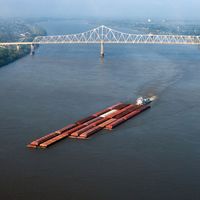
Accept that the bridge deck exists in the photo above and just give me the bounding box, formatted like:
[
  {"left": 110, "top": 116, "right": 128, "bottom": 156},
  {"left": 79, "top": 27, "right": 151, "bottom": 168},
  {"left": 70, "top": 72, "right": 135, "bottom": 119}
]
[{"left": 1, "top": 25, "right": 200, "bottom": 46}]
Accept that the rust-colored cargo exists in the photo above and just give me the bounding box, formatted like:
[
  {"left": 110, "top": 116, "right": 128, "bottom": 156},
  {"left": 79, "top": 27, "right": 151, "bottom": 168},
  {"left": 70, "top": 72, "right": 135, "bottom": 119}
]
[
  {"left": 76, "top": 116, "right": 96, "bottom": 125},
  {"left": 107, "top": 102, "right": 124, "bottom": 110},
  {"left": 70, "top": 124, "right": 94, "bottom": 137},
  {"left": 98, "top": 118, "right": 116, "bottom": 128},
  {"left": 67, "top": 124, "right": 86, "bottom": 134},
  {"left": 83, "top": 117, "right": 102, "bottom": 126},
  {"left": 93, "top": 108, "right": 111, "bottom": 117},
  {"left": 113, "top": 103, "right": 130, "bottom": 110},
  {"left": 106, "top": 105, "right": 151, "bottom": 130},
  {"left": 39, "top": 131, "right": 70, "bottom": 148},
  {"left": 114, "top": 105, "right": 141, "bottom": 119},
  {"left": 105, "top": 104, "right": 134, "bottom": 119},
  {"left": 92, "top": 102, "right": 124, "bottom": 117},
  {"left": 124, "top": 105, "right": 150, "bottom": 120},
  {"left": 87, "top": 117, "right": 107, "bottom": 126},
  {"left": 55, "top": 124, "right": 76, "bottom": 134},
  {"left": 78, "top": 126, "right": 103, "bottom": 139},
  {"left": 26, "top": 144, "right": 37, "bottom": 148},
  {"left": 30, "top": 132, "right": 59, "bottom": 146}
]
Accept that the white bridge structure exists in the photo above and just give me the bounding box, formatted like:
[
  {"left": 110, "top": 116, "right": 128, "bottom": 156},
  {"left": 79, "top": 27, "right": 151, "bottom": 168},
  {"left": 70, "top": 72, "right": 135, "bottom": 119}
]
[{"left": 1, "top": 25, "right": 200, "bottom": 56}]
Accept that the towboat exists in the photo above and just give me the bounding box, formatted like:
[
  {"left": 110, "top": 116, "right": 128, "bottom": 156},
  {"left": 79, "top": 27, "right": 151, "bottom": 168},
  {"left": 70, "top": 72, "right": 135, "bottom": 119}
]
[{"left": 136, "top": 96, "right": 156, "bottom": 105}]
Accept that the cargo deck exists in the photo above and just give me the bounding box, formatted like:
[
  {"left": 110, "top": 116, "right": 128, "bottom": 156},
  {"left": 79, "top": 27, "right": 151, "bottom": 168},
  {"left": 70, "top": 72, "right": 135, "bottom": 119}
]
[{"left": 27, "top": 102, "right": 151, "bottom": 148}]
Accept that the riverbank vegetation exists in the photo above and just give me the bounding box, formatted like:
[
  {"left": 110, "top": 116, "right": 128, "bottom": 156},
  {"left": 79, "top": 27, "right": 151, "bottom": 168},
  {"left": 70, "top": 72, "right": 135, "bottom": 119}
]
[{"left": 0, "top": 18, "right": 46, "bottom": 67}]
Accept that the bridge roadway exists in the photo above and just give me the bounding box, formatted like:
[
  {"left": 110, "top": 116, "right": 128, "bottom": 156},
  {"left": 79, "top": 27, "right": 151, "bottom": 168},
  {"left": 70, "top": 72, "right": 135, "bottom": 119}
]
[{"left": 1, "top": 25, "right": 200, "bottom": 56}]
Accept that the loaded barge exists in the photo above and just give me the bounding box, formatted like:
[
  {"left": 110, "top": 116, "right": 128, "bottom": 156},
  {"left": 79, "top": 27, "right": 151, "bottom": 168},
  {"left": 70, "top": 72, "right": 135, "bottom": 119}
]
[{"left": 27, "top": 96, "right": 155, "bottom": 149}]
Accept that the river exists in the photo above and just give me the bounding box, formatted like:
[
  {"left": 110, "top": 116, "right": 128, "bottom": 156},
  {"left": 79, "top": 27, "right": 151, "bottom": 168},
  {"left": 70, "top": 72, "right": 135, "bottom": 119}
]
[{"left": 0, "top": 19, "right": 200, "bottom": 200}]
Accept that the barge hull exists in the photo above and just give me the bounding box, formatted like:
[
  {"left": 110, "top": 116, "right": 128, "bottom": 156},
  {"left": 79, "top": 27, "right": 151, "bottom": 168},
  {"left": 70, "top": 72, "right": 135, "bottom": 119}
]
[{"left": 27, "top": 101, "right": 152, "bottom": 148}]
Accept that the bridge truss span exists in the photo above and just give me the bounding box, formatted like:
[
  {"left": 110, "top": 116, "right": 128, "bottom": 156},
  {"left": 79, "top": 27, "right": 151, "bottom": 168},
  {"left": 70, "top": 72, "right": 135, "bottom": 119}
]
[
  {"left": 33, "top": 25, "right": 200, "bottom": 45},
  {"left": 1, "top": 25, "right": 200, "bottom": 57}
]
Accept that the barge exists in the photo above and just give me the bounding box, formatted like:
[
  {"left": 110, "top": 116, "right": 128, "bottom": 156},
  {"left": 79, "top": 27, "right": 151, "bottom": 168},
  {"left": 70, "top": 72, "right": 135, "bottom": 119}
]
[{"left": 27, "top": 96, "right": 155, "bottom": 148}]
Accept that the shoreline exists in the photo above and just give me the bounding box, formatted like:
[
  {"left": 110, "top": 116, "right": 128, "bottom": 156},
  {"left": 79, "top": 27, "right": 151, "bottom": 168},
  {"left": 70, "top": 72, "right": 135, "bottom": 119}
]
[{"left": 0, "top": 19, "right": 46, "bottom": 67}]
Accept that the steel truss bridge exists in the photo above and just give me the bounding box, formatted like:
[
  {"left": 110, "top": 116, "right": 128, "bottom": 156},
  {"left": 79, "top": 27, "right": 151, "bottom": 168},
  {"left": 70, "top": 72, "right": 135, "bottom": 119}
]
[{"left": 1, "top": 25, "right": 200, "bottom": 56}]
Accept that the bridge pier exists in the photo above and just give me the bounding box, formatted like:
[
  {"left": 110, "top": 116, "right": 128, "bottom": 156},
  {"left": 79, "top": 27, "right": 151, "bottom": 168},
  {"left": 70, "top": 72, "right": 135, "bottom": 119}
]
[
  {"left": 100, "top": 40, "right": 104, "bottom": 57},
  {"left": 16, "top": 45, "right": 20, "bottom": 51},
  {"left": 30, "top": 44, "right": 35, "bottom": 55}
]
